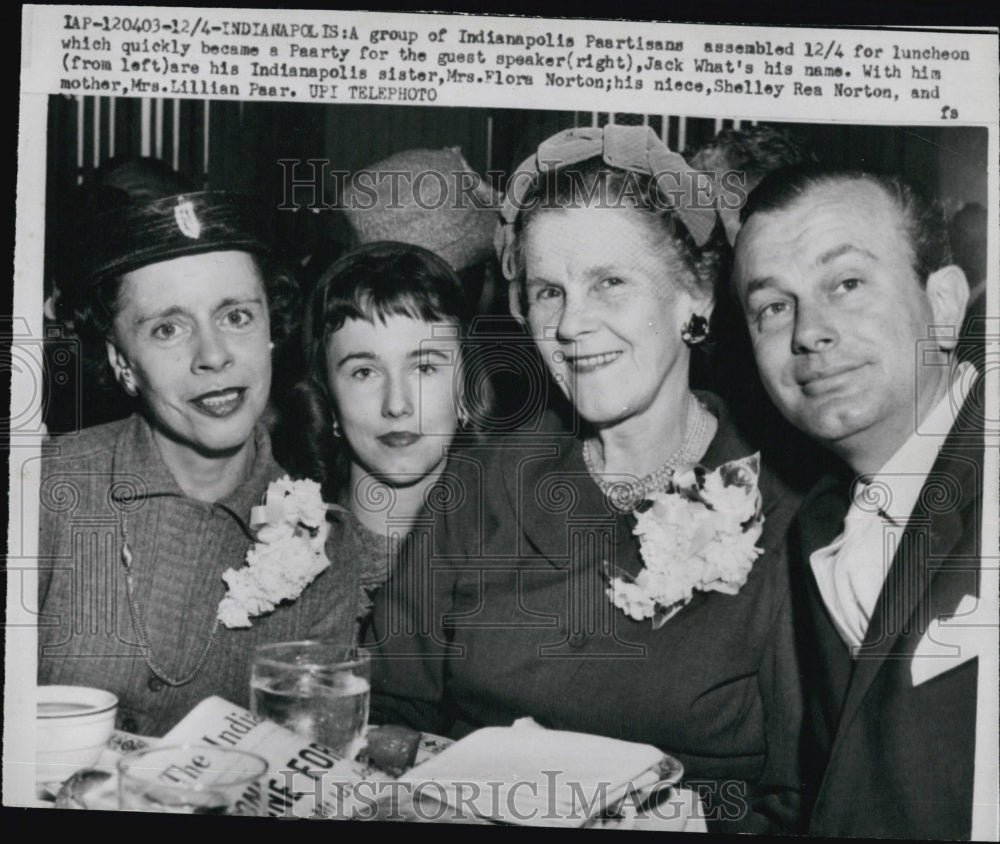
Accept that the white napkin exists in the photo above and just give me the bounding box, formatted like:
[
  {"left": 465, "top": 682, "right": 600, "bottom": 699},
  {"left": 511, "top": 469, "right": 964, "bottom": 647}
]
[{"left": 394, "top": 717, "right": 685, "bottom": 827}]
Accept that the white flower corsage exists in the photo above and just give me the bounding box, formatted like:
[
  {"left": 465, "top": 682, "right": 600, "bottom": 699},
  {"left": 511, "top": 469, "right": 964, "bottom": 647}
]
[
  {"left": 217, "top": 476, "right": 332, "bottom": 629},
  {"left": 607, "top": 453, "right": 765, "bottom": 629}
]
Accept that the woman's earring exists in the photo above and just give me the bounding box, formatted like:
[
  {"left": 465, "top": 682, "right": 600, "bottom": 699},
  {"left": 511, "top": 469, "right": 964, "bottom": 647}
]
[
  {"left": 681, "top": 315, "right": 710, "bottom": 346},
  {"left": 332, "top": 418, "right": 342, "bottom": 438},
  {"left": 268, "top": 341, "right": 275, "bottom": 351},
  {"left": 120, "top": 368, "right": 138, "bottom": 396}
]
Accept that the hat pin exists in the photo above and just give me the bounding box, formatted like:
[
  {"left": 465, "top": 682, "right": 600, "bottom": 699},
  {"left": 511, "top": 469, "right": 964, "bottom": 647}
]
[{"left": 173, "top": 197, "right": 202, "bottom": 239}]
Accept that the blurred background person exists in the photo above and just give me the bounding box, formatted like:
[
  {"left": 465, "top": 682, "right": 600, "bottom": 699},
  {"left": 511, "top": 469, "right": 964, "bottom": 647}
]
[
  {"left": 687, "top": 126, "right": 817, "bottom": 208},
  {"left": 687, "top": 126, "right": 828, "bottom": 493},
  {"left": 340, "top": 146, "right": 501, "bottom": 315}
]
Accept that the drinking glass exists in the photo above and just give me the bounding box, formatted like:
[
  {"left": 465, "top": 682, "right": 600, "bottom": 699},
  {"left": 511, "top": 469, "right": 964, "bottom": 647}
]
[
  {"left": 117, "top": 744, "right": 267, "bottom": 815},
  {"left": 250, "top": 641, "right": 371, "bottom": 760}
]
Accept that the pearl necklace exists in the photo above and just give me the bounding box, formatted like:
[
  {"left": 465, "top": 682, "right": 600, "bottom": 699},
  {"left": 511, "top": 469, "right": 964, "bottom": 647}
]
[{"left": 582, "top": 396, "right": 713, "bottom": 512}]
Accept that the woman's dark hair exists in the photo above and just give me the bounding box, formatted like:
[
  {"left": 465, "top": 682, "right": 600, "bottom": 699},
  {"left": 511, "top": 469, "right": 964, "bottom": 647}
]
[
  {"left": 510, "top": 157, "right": 729, "bottom": 311},
  {"left": 273, "top": 241, "right": 488, "bottom": 501}
]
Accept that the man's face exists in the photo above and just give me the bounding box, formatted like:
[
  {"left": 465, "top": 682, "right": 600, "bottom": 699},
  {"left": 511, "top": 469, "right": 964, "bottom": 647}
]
[{"left": 733, "top": 178, "right": 966, "bottom": 471}]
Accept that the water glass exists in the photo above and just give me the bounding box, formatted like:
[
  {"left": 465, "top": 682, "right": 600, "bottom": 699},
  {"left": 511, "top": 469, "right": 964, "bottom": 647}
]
[
  {"left": 250, "top": 641, "right": 371, "bottom": 760},
  {"left": 117, "top": 744, "right": 267, "bottom": 815}
]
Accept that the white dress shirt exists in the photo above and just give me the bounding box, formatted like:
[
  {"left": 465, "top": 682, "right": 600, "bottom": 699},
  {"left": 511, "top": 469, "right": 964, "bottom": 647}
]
[{"left": 809, "top": 362, "right": 976, "bottom": 650}]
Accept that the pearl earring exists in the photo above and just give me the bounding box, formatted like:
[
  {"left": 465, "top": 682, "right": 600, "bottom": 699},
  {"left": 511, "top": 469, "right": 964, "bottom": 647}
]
[{"left": 120, "top": 369, "right": 137, "bottom": 396}]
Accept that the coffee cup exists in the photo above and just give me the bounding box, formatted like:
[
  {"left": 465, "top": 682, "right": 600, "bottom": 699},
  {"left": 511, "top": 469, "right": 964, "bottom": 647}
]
[{"left": 36, "top": 685, "right": 118, "bottom": 787}]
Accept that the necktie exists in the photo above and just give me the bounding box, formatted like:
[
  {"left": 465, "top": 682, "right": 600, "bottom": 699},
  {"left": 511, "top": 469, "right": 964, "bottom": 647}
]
[{"left": 812, "top": 476, "right": 894, "bottom": 650}]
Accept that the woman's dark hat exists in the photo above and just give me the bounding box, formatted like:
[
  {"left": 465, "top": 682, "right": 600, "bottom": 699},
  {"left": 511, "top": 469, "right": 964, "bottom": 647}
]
[{"left": 78, "top": 189, "right": 271, "bottom": 286}]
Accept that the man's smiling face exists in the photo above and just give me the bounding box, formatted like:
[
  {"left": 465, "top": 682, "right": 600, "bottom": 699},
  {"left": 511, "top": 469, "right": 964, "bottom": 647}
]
[{"left": 734, "top": 177, "right": 962, "bottom": 471}]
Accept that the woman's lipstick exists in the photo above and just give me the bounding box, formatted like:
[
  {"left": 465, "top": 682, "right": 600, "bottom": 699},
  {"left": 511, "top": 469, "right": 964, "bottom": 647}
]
[
  {"left": 190, "top": 388, "right": 246, "bottom": 417},
  {"left": 377, "top": 431, "right": 422, "bottom": 448},
  {"left": 564, "top": 350, "right": 623, "bottom": 374}
]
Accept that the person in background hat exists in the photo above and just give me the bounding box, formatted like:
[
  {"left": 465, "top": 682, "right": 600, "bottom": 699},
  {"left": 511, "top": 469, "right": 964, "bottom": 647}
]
[
  {"left": 37, "top": 187, "right": 359, "bottom": 738},
  {"left": 366, "top": 125, "right": 805, "bottom": 833},
  {"left": 340, "top": 146, "right": 501, "bottom": 314},
  {"left": 685, "top": 125, "right": 817, "bottom": 246}
]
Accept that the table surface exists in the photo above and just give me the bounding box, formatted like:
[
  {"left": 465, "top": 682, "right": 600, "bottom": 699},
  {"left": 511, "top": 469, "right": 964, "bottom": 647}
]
[
  {"left": 36, "top": 726, "right": 450, "bottom": 806},
  {"left": 37, "top": 727, "right": 705, "bottom": 831}
]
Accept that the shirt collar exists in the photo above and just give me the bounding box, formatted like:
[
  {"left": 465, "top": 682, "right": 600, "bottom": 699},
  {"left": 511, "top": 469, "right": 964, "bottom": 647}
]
[
  {"left": 111, "top": 412, "right": 282, "bottom": 520},
  {"left": 855, "top": 361, "right": 976, "bottom": 525}
]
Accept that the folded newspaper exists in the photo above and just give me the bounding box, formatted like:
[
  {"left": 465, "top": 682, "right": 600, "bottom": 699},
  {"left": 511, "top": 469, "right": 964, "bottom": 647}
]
[
  {"left": 50, "top": 700, "right": 695, "bottom": 827},
  {"left": 54, "top": 696, "right": 438, "bottom": 818},
  {"left": 162, "top": 696, "right": 393, "bottom": 818},
  {"left": 384, "top": 717, "right": 686, "bottom": 827}
]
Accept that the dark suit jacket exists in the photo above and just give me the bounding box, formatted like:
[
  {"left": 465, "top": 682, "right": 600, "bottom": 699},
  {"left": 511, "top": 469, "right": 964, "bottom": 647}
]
[
  {"left": 793, "top": 388, "right": 984, "bottom": 839},
  {"left": 366, "top": 394, "right": 806, "bottom": 833}
]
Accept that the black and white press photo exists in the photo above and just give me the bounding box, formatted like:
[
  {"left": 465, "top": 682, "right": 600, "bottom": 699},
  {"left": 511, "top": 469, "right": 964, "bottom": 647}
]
[{"left": 8, "top": 7, "right": 999, "bottom": 840}]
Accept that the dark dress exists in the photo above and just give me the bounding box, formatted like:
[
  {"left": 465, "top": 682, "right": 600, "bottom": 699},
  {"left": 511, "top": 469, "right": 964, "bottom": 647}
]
[{"left": 365, "top": 393, "right": 805, "bottom": 833}]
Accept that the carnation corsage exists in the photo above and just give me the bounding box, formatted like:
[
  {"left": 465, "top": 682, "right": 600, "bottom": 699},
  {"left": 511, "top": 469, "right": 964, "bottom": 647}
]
[
  {"left": 217, "top": 476, "right": 332, "bottom": 629},
  {"left": 607, "top": 453, "right": 764, "bottom": 629}
]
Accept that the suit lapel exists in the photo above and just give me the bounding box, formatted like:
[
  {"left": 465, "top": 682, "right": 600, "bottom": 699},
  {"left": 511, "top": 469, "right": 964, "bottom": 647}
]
[{"left": 829, "top": 397, "right": 984, "bottom": 752}]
